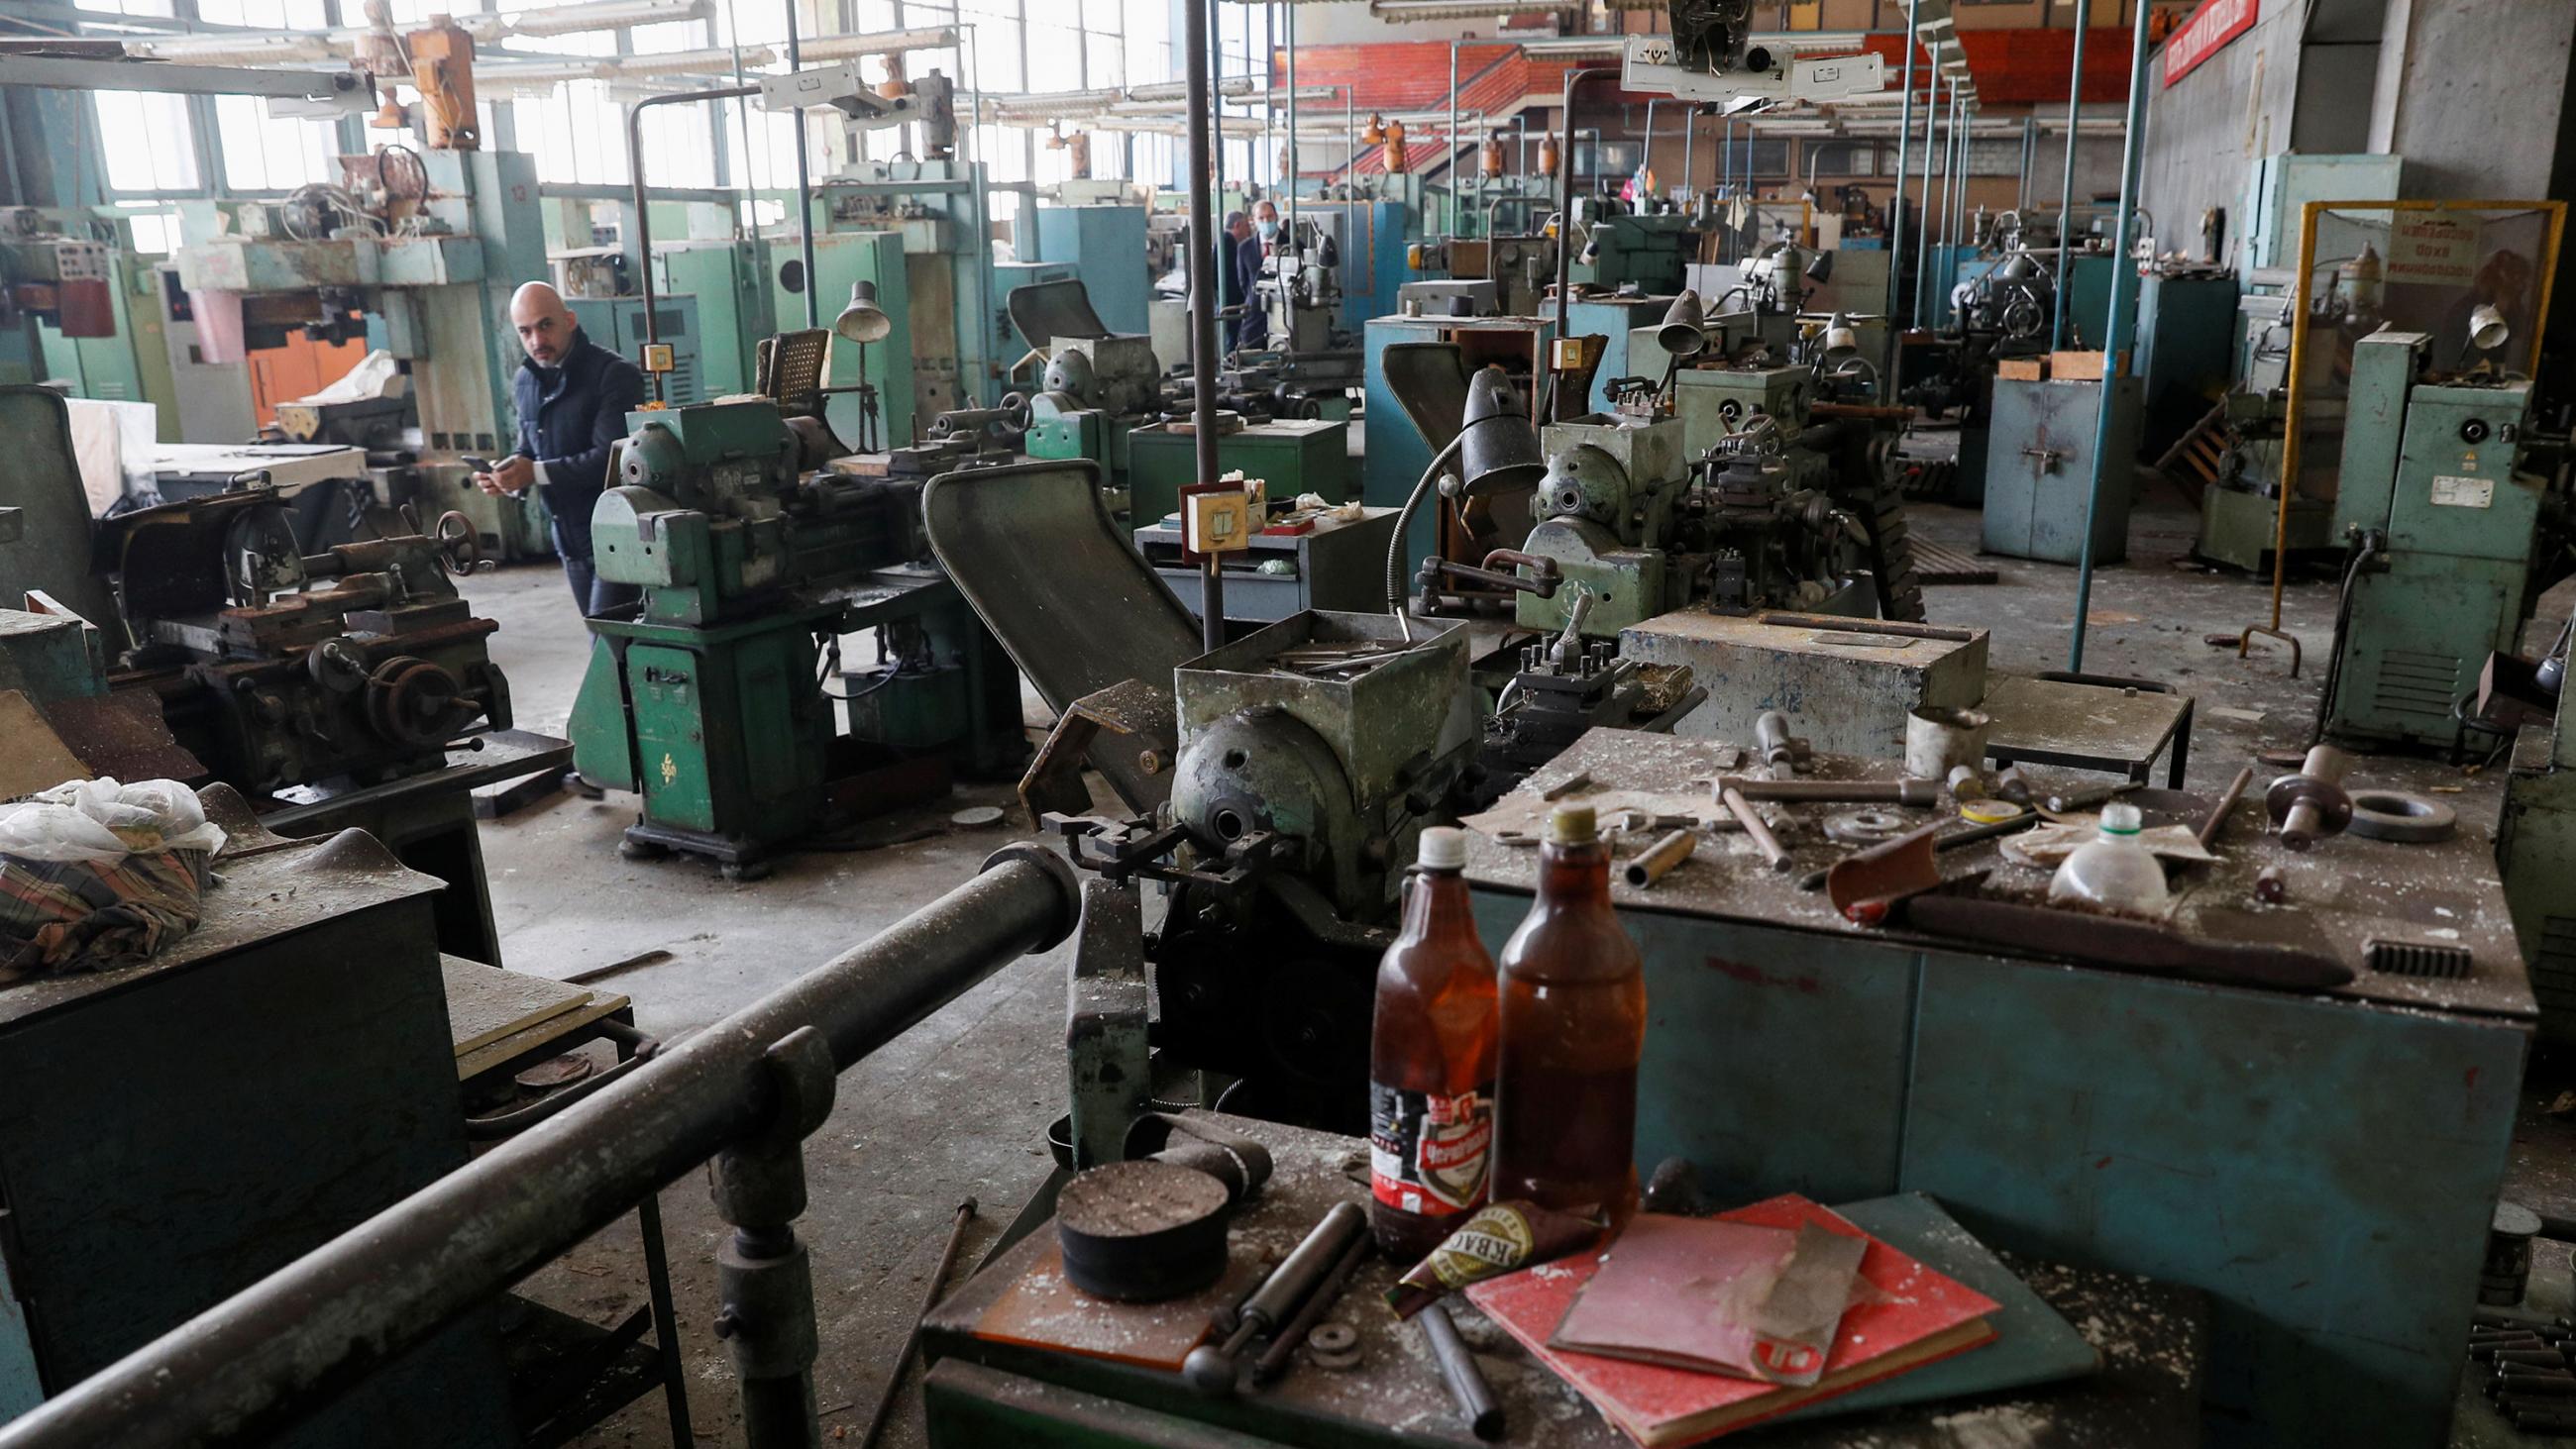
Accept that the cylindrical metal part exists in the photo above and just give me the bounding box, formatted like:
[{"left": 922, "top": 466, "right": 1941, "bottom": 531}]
[
  {"left": 1622, "top": 829, "right": 1697, "bottom": 888},
  {"left": 1755, "top": 710, "right": 1795, "bottom": 767},
  {"left": 0, "top": 853, "right": 1078, "bottom": 1449},
  {"left": 1721, "top": 776, "right": 1939, "bottom": 806},
  {"left": 1240, "top": 1202, "right": 1367, "bottom": 1332},
  {"left": 2254, "top": 866, "right": 2287, "bottom": 903},
  {"left": 1421, "top": 1304, "right": 1505, "bottom": 1441},
  {"left": 1903, "top": 706, "right": 1989, "bottom": 781},
  {"left": 1249, "top": 1232, "right": 1370, "bottom": 1384},
  {"left": 1721, "top": 787, "right": 1792, "bottom": 872},
  {"left": 2487, "top": 1201, "right": 2544, "bottom": 1306}
]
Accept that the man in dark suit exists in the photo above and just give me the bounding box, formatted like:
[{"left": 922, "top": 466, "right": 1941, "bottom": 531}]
[
  {"left": 474, "top": 281, "right": 648, "bottom": 617},
  {"left": 1234, "top": 199, "right": 1278, "bottom": 352}
]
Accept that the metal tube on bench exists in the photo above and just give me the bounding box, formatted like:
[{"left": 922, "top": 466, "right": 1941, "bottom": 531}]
[
  {"left": 1719, "top": 776, "right": 1940, "bottom": 806},
  {"left": 1720, "top": 787, "right": 1792, "bottom": 872},
  {"left": 0, "top": 850, "right": 1080, "bottom": 1449}
]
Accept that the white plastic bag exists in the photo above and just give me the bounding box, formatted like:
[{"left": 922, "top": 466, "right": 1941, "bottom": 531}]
[{"left": 0, "top": 777, "right": 227, "bottom": 864}]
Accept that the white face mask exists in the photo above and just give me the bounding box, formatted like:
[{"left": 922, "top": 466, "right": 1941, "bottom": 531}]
[{"left": 1256, "top": 218, "right": 1279, "bottom": 240}]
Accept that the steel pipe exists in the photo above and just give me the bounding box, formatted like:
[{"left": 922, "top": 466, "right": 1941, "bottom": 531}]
[
  {"left": 630, "top": 81, "right": 763, "bottom": 401},
  {"left": 1185, "top": 0, "right": 1226, "bottom": 646},
  {"left": 2050, "top": 0, "right": 2091, "bottom": 351},
  {"left": 0, "top": 849, "right": 1080, "bottom": 1449},
  {"left": 1886, "top": 0, "right": 1917, "bottom": 349},
  {"left": 2065, "top": 0, "right": 2154, "bottom": 672},
  {"left": 1551, "top": 66, "right": 1616, "bottom": 421}
]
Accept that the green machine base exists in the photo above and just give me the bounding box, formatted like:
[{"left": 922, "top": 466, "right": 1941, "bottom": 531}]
[
  {"left": 569, "top": 573, "right": 1026, "bottom": 878},
  {"left": 1125, "top": 419, "right": 1348, "bottom": 528},
  {"left": 2195, "top": 486, "right": 2332, "bottom": 572}
]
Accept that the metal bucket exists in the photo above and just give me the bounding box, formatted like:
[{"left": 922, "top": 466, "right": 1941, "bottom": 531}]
[{"left": 1904, "top": 705, "right": 1990, "bottom": 780}]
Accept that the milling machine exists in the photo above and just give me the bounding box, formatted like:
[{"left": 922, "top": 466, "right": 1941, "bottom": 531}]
[
  {"left": 1217, "top": 217, "right": 1363, "bottom": 418},
  {"left": 171, "top": 146, "right": 552, "bottom": 559},
  {"left": 568, "top": 394, "right": 1026, "bottom": 879}
]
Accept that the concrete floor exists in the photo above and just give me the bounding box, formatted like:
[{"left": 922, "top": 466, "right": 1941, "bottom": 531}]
[{"left": 449, "top": 450, "right": 2549, "bottom": 1448}]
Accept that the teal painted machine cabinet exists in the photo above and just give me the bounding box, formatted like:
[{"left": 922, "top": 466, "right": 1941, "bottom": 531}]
[
  {"left": 2326, "top": 330, "right": 2542, "bottom": 750},
  {"left": 0, "top": 825, "right": 514, "bottom": 1445},
  {"left": 1462, "top": 728, "right": 2531, "bottom": 1449},
  {"left": 1563, "top": 211, "right": 1695, "bottom": 295},
  {"left": 1028, "top": 205, "right": 1149, "bottom": 337},
  {"left": 2503, "top": 666, "right": 2576, "bottom": 1042},
  {"left": 772, "top": 230, "right": 916, "bottom": 450},
  {"left": 2133, "top": 270, "right": 2240, "bottom": 457},
  {"left": 1982, "top": 374, "right": 2143, "bottom": 565},
  {"left": 570, "top": 294, "right": 703, "bottom": 404}
]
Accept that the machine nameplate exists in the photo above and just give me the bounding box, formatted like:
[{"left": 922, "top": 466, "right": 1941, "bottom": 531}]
[{"left": 2430, "top": 475, "right": 2495, "bottom": 509}]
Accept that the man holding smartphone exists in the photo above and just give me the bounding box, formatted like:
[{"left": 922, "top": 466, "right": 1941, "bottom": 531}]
[{"left": 475, "top": 281, "right": 647, "bottom": 617}]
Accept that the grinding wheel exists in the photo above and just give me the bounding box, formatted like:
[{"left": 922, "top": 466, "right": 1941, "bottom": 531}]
[{"left": 2346, "top": 789, "right": 2458, "bottom": 844}]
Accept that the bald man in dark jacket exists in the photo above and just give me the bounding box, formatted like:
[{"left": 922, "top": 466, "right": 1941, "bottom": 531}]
[{"left": 476, "top": 281, "right": 648, "bottom": 616}]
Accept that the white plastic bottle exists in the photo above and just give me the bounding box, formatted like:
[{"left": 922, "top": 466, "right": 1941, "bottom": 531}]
[{"left": 2047, "top": 802, "right": 2171, "bottom": 915}]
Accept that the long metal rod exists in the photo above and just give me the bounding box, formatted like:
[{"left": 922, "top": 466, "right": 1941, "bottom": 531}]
[
  {"left": 2049, "top": 0, "right": 2090, "bottom": 350},
  {"left": 1682, "top": 103, "right": 1697, "bottom": 197},
  {"left": 1912, "top": 57, "right": 1939, "bottom": 326},
  {"left": 0, "top": 851, "right": 1077, "bottom": 1449},
  {"left": 630, "top": 82, "right": 764, "bottom": 401},
  {"left": 785, "top": 0, "right": 819, "bottom": 330},
  {"left": 2066, "top": 0, "right": 2153, "bottom": 673},
  {"left": 1552, "top": 66, "right": 1615, "bottom": 421},
  {"left": 1184, "top": 0, "right": 1225, "bottom": 647},
  {"left": 1886, "top": 0, "right": 1916, "bottom": 344}
]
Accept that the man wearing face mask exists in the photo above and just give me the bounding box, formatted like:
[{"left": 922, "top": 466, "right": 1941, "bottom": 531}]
[{"left": 1234, "top": 199, "right": 1279, "bottom": 352}]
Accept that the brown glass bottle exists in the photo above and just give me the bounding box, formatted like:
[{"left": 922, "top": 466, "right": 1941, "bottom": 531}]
[
  {"left": 1368, "top": 827, "right": 1501, "bottom": 1260},
  {"left": 1489, "top": 805, "right": 1646, "bottom": 1228}
]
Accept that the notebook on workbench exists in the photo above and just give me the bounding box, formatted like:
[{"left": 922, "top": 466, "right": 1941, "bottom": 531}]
[{"left": 1468, "top": 1193, "right": 2005, "bottom": 1445}]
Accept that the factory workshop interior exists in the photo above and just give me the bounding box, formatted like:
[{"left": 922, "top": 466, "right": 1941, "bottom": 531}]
[{"left": 5, "top": 0, "right": 2576, "bottom": 1444}]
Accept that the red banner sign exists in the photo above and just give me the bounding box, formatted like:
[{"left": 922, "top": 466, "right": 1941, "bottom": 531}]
[{"left": 2163, "top": 0, "right": 2259, "bottom": 88}]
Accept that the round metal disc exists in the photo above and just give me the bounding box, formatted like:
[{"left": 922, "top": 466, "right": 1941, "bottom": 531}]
[
  {"left": 950, "top": 805, "right": 1008, "bottom": 829},
  {"left": 1823, "top": 809, "right": 1914, "bottom": 844},
  {"left": 2345, "top": 790, "right": 2457, "bottom": 844}
]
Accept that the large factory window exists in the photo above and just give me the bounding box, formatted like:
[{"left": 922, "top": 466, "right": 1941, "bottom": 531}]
[
  {"left": 214, "top": 95, "right": 337, "bottom": 192},
  {"left": 93, "top": 90, "right": 199, "bottom": 194}
]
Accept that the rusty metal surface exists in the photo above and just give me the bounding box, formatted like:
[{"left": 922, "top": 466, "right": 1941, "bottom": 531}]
[
  {"left": 1982, "top": 674, "right": 2192, "bottom": 771},
  {"left": 1459, "top": 728, "right": 2536, "bottom": 1019},
  {"left": 44, "top": 688, "right": 206, "bottom": 782}
]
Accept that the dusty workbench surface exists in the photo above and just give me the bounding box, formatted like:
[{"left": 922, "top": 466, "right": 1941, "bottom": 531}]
[
  {"left": 1459, "top": 728, "right": 2535, "bottom": 1022},
  {"left": 921, "top": 1114, "right": 2207, "bottom": 1448}
]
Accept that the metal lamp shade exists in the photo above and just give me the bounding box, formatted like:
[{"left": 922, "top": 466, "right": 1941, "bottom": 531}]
[
  {"left": 1457, "top": 366, "right": 1547, "bottom": 497},
  {"left": 835, "top": 280, "right": 894, "bottom": 345}
]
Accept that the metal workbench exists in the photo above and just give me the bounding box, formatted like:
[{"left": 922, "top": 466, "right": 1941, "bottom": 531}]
[
  {"left": 920, "top": 1115, "right": 2206, "bottom": 1448},
  {"left": 1459, "top": 729, "right": 2532, "bottom": 1448}
]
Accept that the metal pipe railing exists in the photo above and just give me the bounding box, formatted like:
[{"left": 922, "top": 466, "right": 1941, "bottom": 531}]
[
  {"left": 631, "top": 81, "right": 762, "bottom": 402},
  {"left": 0, "top": 847, "right": 1081, "bottom": 1449}
]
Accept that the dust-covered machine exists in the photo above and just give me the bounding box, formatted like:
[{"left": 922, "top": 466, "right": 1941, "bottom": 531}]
[
  {"left": 1509, "top": 291, "right": 1924, "bottom": 638},
  {"left": 98, "top": 490, "right": 509, "bottom": 798},
  {"left": 1015, "top": 278, "right": 1164, "bottom": 517},
  {"left": 568, "top": 362, "right": 1025, "bottom": 878}
]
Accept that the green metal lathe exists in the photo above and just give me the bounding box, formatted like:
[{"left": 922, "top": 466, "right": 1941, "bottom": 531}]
[{"left": 568, "top": 392, "right": 1026, "bottom": 879}]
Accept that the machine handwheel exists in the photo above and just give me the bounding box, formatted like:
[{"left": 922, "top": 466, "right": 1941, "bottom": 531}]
[
  {"left": 365, "top": 657, "right": 472, "bottom": 746},
  {"left": 432, "top": 509, "right": 483, "bottom": 576}
]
